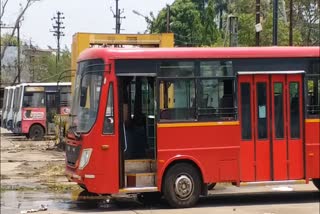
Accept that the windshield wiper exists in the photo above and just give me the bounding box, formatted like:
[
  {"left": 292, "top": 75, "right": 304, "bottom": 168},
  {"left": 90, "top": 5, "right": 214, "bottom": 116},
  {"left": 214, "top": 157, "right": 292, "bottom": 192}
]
[{"left": 68, "top": 125, "right": 81, "bottom": 140}]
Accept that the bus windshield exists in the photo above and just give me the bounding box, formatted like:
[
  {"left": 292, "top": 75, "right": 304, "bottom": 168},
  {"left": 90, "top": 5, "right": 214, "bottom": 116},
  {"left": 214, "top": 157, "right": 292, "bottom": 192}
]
[
  {"left": 13, "top": 87, "right": 20, "bottom": 112},
  {"left": 6, "top": 89, "right": 13, "bottom": 111},
  {"left": 23, "top": 90, "right": 45, "bottom": 108},
  {"left": 2, "top": 89, "right": 8, "bottom": 112},
  {"left": 70, "top": 59, "right": 104, "bottom": 133}
]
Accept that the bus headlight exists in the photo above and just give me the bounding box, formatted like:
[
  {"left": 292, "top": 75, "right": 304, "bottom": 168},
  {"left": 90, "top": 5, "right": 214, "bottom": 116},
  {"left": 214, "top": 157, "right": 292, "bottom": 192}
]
[{"left": 79, "top": 148, "right": 92, "bottom": 170}]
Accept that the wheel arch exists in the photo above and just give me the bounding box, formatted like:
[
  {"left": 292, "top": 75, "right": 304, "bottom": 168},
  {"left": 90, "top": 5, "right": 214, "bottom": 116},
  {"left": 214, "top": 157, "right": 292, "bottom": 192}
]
[{"left": 158, "top": 155, "right": 206, "bottom": 192}]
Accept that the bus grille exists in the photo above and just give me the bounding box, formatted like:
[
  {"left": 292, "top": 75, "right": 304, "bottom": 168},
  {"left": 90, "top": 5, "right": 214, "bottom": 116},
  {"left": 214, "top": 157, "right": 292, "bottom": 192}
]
[{"left": 66, "top": 144, "right": 81, "bottom": 167}]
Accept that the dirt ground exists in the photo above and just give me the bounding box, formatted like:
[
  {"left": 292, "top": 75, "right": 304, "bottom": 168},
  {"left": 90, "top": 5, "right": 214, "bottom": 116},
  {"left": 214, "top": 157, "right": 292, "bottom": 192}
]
[
  {"left": 0, "top": 128, "right": 76, "bottom": 192},
  {"left": 1, "top": 127, "right": 319, "bottom": 214}
]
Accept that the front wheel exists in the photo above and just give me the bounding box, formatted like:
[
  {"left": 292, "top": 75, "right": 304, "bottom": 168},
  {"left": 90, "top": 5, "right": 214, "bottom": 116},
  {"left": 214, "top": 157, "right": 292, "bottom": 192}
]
[
  {"left": 312, "top": 179, "right": 320, "bottom": 190},
  {"left": 163, "top": 163, "right": 201, "bottom": 208},
  {"left": 29, "top": 124, "right": 44, "bottom": 141}
]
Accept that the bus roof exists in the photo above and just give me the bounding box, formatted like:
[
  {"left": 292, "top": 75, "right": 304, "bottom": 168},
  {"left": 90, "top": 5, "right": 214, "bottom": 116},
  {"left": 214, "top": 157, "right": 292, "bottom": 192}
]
[
  {"left": 78, "top": 46, "right": 320, "bottom": 61},
  {"left": 18, "top": 82, "right": 71, "bottom": 87}
]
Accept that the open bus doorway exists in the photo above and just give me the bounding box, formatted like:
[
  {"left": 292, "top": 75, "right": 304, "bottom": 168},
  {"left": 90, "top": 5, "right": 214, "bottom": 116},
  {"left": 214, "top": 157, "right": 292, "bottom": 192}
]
[{"left": 118, "top": 75, "right": 157, "bottom": 189}]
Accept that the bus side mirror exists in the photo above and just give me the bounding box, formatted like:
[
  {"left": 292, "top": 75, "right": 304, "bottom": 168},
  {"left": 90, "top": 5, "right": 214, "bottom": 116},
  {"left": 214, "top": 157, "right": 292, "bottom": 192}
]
[{"left": 80, "top": 87, "right": 87, "bottom": 107}]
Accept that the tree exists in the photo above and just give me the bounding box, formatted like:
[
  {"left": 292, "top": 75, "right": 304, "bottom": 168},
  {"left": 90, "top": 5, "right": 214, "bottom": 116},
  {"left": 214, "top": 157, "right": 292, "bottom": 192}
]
[
  {"left": 202, "top": 0, "right": 220, "bottom": 46},
  {"left": 286, "top": 0, "right": 319, "bottom": 45},
  {"left": 214, "top": 0, "right": 228, "bottom": 30},
  {"left": 0, "top": 34, "right": 19, "bottom": 46},
  {"left": 152, "top": 0, "right": 204, "bottom": 46},
  {"left": 30, "top": 47, "right": 71, "bottom": 82}
]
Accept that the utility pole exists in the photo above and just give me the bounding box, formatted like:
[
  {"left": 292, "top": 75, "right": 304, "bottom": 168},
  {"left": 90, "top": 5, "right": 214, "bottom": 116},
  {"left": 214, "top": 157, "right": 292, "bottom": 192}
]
[
  {"left": 229, "top": 15, "right": 238, "bottom": 47},
  {"left": 51, "top": 11, "right": 65, "bottom": 63},
  {"left": 273, "top": 0, "right": 279, "bottom": 45},
  {"left": 17, "top": 23, "right": 21, "bottom": 83},
  {"left": 255, "top": 0, "right": 260, "bottom": 46},
  {"left": 111, "top": 0, "right": 125, "bottom": 34},
  {"left": 289, "top": 0, "right": 293, "bottom": 46}
]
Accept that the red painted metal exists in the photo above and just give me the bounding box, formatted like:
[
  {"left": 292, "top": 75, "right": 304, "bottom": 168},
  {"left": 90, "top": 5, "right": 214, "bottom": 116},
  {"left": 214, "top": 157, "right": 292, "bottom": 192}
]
[
  {"left": 21, "top": 107, "right": 46, "bottom": 134},
  {"left": 238, "top": 75, "right": 255, "bottom": 182},
  {"left": 287, "top": 75, "right": 304, "bottom": 180},
  {"left": 305, "top": 121, "right": 320, "bottom": 179},
  {"left": 271, "top": 75, "right": 288, "bottom": 180},
  {"left": 65, "top": 47, "right": 319, "bottom": 196},
  {"left": 78, "top": 47, "right": 320, "bottom": 61},
  {"left": 254, "top": 75, "right": 271, "bottom": 181}
]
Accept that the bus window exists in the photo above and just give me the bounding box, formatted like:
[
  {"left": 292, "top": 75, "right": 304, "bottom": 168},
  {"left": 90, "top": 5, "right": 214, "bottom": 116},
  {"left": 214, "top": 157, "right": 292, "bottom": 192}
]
[
  {"left": 306, "top": 60, "right": 320, "bottom": 118},
  {"left": 240, "top": 83, "right": 252, "bottom": 140},
  {"left": 159, "top": 79, "right": 196, "bottom": 121},
  {"left": 23, "top": 92, "right": 45, "bottom": 108},
  {"left": 159, "top": 61, "right": 196, "bottom": 121},
  {"left": 103, "top": 83, "right": 114, "bottom": 134},
  {"left": 6, "top": 89, "right": 13, "bottom": 111},
  {"left": 290, "top": 82, "right": 300, "bottom": 139},
  {"left": 198, "top": 60, "right": 236, "bottom": 121}
]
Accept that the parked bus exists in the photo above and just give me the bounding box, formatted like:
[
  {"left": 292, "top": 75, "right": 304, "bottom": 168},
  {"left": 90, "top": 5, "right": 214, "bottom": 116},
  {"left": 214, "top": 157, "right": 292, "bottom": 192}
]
[
  {"left": 1, "top": 86, "right": 9, "bottom": 128},
  {"left": 12, "top": 82, "right": 71, "bottom": 140},
  {"left": 65, "top": 47, "right": 320, "bottom": 208},
  {"left": 2, "top": 86, "right": 17, "bottom": 130}
]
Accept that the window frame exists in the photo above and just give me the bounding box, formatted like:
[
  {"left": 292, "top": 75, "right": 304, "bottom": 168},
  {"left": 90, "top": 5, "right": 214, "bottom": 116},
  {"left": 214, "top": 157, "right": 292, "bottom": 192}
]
[
  {"left": 103, "top": 83, "right": 115, "bottom": 135},
  {"left": 157, "top": 59, "right": 237, "bottom": 122}
]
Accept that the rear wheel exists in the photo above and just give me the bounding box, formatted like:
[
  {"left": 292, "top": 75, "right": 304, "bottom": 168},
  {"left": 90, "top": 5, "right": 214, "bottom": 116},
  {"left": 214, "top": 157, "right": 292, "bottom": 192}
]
[
  {"left": 163, "top": 163, "right": 201, "bottom": 208},
  {"left": 312, "top": 179, "right": 320, "bottom": 190},
  {"left": 29, "top": 124, "right": 44, "bottom": 141}
]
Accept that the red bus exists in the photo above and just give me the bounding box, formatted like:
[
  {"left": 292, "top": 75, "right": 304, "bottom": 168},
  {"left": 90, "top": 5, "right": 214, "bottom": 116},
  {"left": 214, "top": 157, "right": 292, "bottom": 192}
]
[
  {"left": 66, "top": 47, "right": 320, "bottom": 208},
  {"left": 12, "top": 82, "right": 71, "bottom": 140}
]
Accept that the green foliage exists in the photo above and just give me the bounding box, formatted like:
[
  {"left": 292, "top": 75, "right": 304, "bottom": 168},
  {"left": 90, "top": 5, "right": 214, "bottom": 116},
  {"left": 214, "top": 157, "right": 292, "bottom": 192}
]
[
  {"left": 202, "top": 0, "right": 221, "bottom": 46},
  {"left": 150, "top": 0, "right": 318, "bottom": 47},
  {"left": 31, "top": 47, "right": 71, "bottom": 82},
  {"left": 152, "top": 0, "right": 204, "bottom": 46},
  {"left": 0, "top": 34, "right": 19, "bottom": 46}
]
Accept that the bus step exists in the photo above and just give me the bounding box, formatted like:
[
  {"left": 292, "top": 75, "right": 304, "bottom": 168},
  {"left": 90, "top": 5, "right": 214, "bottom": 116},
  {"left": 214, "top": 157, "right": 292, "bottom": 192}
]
[
  {"left": 126, "top": 172, "right": 156, "bottom": 188},
  {"left": 119, "top": 186, "right": 158, "bottom": 194},
  {"left": 125, "top": 159, "right": 156, "bottom": 174}
]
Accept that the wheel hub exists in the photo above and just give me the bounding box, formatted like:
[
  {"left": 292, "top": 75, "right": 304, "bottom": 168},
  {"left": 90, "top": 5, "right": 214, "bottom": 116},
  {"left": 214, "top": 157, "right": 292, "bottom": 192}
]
[{"left": 174, "top": 175, "right": 194, "bottom": 200}]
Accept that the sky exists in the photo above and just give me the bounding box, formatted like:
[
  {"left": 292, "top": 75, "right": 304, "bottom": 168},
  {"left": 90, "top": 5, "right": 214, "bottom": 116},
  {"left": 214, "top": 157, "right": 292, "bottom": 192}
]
[{"left": 1, "top": 0, "right": 175, "bottom": 49}]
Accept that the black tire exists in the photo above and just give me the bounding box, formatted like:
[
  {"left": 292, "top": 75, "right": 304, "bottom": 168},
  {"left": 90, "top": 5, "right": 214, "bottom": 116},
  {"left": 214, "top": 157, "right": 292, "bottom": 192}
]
[
  {"left": 208, "top": 183, "right": 216, "bottom": 190},
  {"left": 29, "top": 124, "right": 44, "bottom": 141},
  {"left": 163, "top": 163, "right": 201, "bottom": 208},
  {"left": 312, "top": 179, "right": 320, "bottom": 190}
]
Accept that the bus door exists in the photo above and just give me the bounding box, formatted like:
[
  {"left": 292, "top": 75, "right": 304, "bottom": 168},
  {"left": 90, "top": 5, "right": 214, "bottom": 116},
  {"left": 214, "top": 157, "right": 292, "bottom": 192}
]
[
  {"left": 118, "top": 75, "right": 157, "bottom": 189},
  {"left": 45, "top": 92, "right": 58, "bottom": 134},
  {"left": 239, "top": 73, "right": 304, "bottom": 182}
]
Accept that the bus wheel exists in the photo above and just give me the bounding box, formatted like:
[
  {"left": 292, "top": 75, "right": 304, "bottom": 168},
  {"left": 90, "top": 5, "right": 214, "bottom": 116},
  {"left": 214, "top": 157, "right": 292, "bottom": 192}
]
[
  {"left": 163, "top": 163, "right": 201, "bottom": 208},
  {"left": 29, "top": 125, "right": 44, "bottom": 141},
  {"left": 312, "top": 179, "right": 320, "bottom": 190},
  {"left": 208, "top": 183, "right": 216, "bottom": 190}
]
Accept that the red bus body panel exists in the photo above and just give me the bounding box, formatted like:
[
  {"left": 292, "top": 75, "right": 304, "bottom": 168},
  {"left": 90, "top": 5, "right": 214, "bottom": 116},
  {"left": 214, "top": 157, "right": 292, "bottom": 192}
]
[
  {"left": 65, "top": 47, "right": 320, "bottom": 195},
  {"left": 157, "top": 122, "right": 241, "bottom": 190},
  {"left": 21, "top": 107, "right": 46, "bottom": 134},
  {"left": 305, "top": 120, "right": 320, "bottom": 179}
]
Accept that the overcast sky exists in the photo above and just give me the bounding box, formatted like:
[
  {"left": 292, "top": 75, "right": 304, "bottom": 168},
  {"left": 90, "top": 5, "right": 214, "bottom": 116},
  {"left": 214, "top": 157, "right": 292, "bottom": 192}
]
[{"left": 1, "top": 0, "right": 174, "bottom": 49}]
